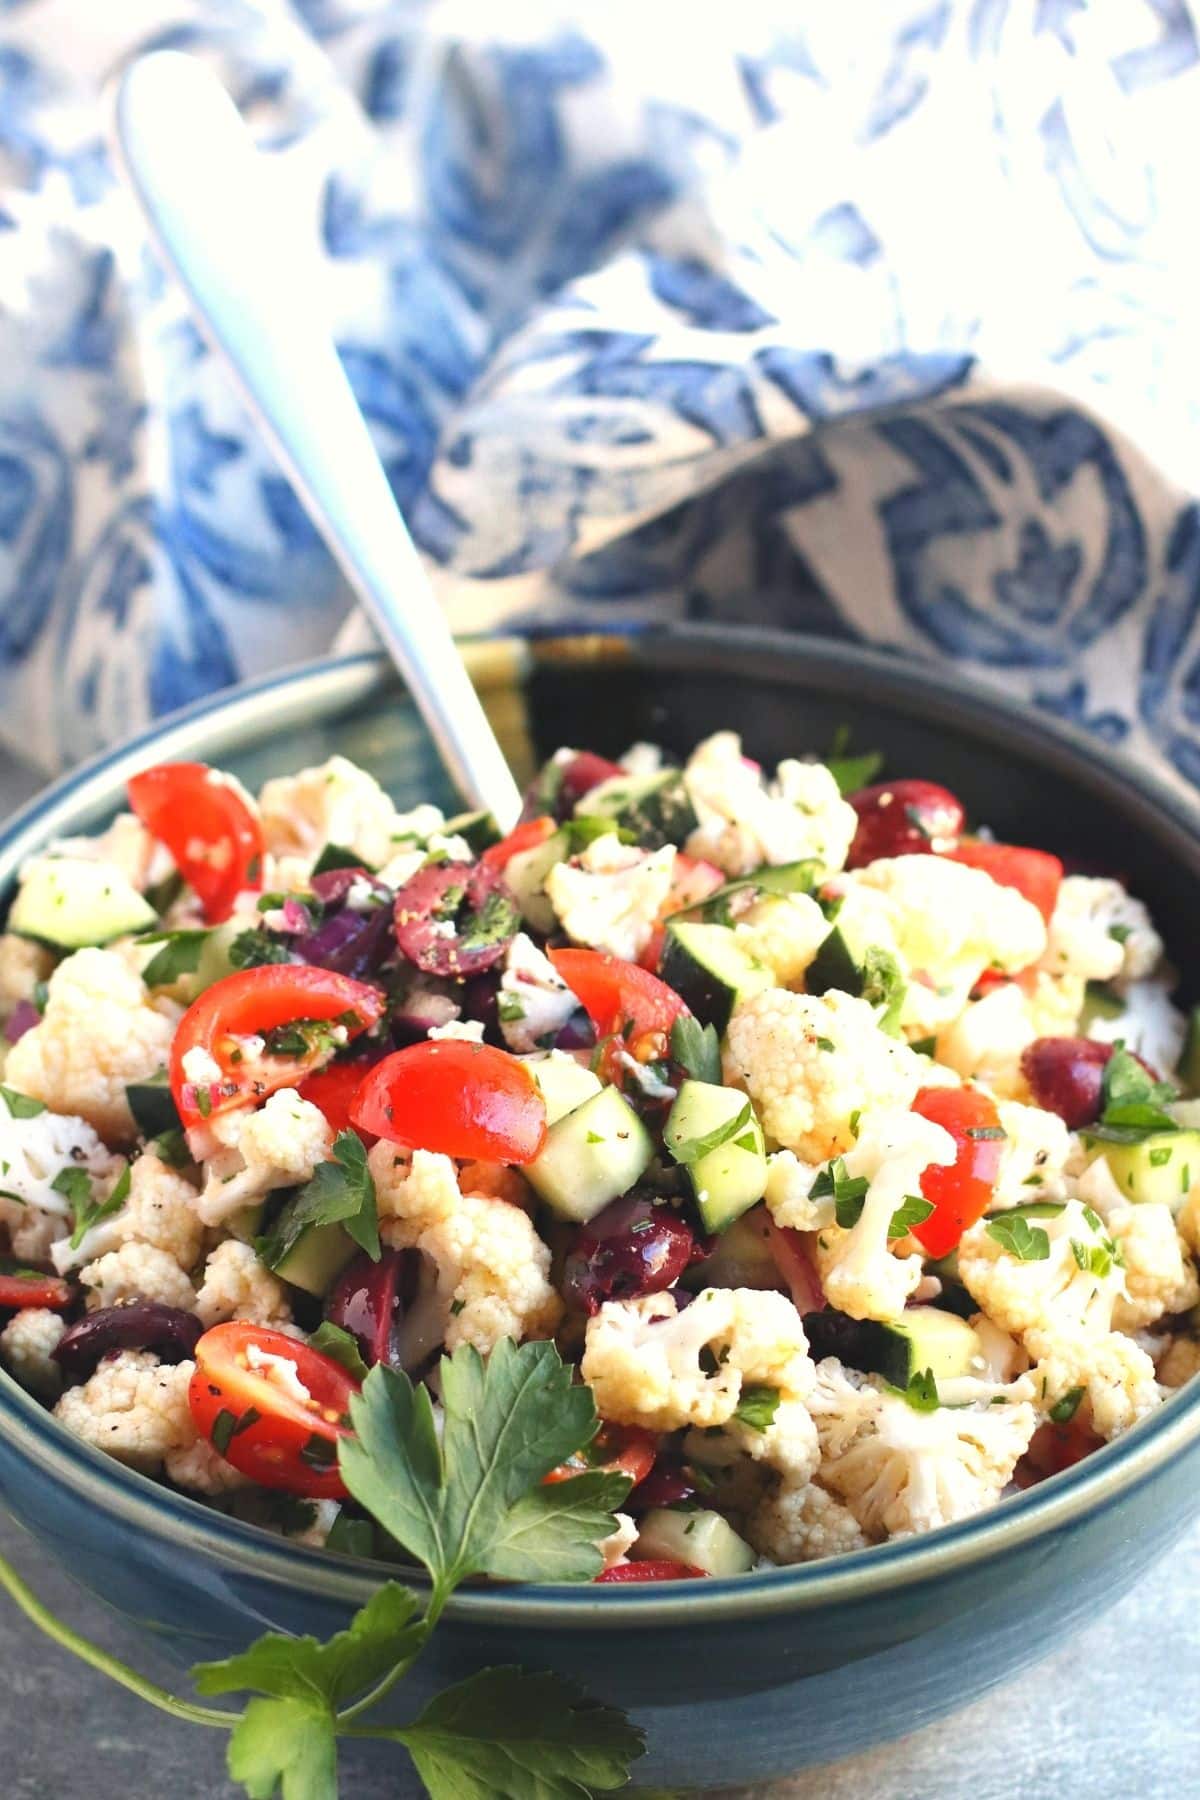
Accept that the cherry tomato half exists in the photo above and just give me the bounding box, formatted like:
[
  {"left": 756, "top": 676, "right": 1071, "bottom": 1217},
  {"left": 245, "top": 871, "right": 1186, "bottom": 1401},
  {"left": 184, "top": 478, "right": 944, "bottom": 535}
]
[
  {"left": 549, "top": 949, "right": 685, "bottom": 1046},
  {"left": 544, "top": 1424, "right": 657, "bottom": 1489},
  {"left": 128, "top": 762, "right": 264, "bottom": 923},
  {"left": 479, "top": 815, "right": 556, "bottom": 874},
  {"left": 639, "top": 856, "right": 726, "bottom": 972},
  {"left": 910, "top": 1085, "right": 1005, "bottom": 1259},
  {"left": 189, "top": 1322, "right": 359, "bottom": 1499},
  {"left": 0, "top": 1269, "right": 73, "bottom": 1311},
  {"left": 846, "top": 779, "right": 964, "bottom": 868},
  {"left": 350, "top": 1039, "right": 547, "bottom": 1164},
  {"left": 595, "top": 1560, "right": 705, "bottom": 1583},
  {"left": 947, "top": 838, "right": 1063, "bottom": 924},
  {"left": 170, "top": 966, "right": 385, "bottom": 1131},
  {"left": 297, "top": 1058, "right": 376, "bottom": 1142},
  {"left": 1014, "top": 1412, "right": 1102, "bottom": 1489}
]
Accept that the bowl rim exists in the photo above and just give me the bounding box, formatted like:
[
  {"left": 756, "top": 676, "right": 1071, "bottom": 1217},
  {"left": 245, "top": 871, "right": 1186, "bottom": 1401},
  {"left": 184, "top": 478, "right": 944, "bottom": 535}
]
[{"left": 3, "top": 624, "right": 1200, "bottom": 1628}]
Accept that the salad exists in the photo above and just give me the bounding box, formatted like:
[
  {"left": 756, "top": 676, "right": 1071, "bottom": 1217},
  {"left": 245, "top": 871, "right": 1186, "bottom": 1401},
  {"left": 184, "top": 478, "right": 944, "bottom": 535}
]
[{"left": 0, "top": 733, "right": 1198, "bottom": 1581}]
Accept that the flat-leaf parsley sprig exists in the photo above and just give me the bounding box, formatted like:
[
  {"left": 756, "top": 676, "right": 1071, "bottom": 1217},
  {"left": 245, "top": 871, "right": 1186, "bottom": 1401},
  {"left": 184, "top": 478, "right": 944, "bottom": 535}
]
[{"left": 0, "top": 1339, "right": 645, "bottom": 1800}]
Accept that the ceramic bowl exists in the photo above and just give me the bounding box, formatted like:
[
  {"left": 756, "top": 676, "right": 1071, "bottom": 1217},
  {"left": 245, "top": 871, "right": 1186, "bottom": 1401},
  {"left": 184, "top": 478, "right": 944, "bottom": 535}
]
[{"left": 1, "top": 628, "right": 1198, "bottom": 1793}]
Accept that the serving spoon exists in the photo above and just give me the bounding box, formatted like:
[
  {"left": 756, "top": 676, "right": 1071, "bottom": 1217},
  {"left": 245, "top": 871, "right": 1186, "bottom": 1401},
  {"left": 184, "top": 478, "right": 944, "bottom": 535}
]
[{"left": 111, "top": 51, "right": 522, "bottom": 830}]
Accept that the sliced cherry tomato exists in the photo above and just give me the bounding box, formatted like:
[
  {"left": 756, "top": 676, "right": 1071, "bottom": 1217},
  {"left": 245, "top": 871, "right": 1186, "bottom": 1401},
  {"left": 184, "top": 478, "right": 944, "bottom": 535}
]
[
  {"left": 595, "top": 1560, "right": 705, "bottom": 1583},
  {"left": 910, "top": 1085, "right": 1005, "bottom": 1259},
  {"left": 947, "top": 838, "right": 1063, "bottom": 923},
  {"left": 350, "top": 1039, "right": 547, "bottom": 1163},
  {"left": 1014, "top": 1412, "right": 1102, "bottom": 1488},
  {"left": 479, "top": 815, "right": 556, "bottom": 874},
  {"left": 544, "top": 1425, "right": 657, "bottom": 1489},
  {"left": 189, "top": 1322, "right": 359, "bottom": 1499},
  {"left": 0, "top": 1269, "right": 73, "bottom": 1311},
  {"left": 297, "top": 1058, "right": 375, "bottom": 1141},
  {"left": 128, "top": 762, "right": 263, "bottom": 923},
  {"left": 170, "top": 966, "right": 385, "bottom": 1131},
  {"left": 549, "top": 949, "right": 685, "bottom": 1046},
  {"left": 639, "top": 856, "right": 726, "bottom": 972}
]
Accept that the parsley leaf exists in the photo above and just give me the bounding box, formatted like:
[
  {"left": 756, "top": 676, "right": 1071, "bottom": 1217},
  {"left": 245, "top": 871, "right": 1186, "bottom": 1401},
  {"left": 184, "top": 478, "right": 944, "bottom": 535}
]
[
  {"left": 312, "top": 843, "right": 366, "bottom": 877},
  {"left": 226, "top": 1695, "right": 337, "bottom": 1800},
  {"left": 887, "top": 1194, "right": 934, "bottom": 1239},
  {"left": 812, "top": 1157, "right": 870, "bottom": 1227},
  {"left": 860, "top": 945, "right": 906, "bottom": 1037},
  {"left": 307, "top": 1322, "right": 369, "bottom": 1383},
  {"left": 1049, "top": 1387, "right": 1084, "bottom": 1424},
  {"left": 339, "top": 1340, "right": 629, "bottom": 1595},
  {"left": 228, "top": 929, "right": 293, "bottom": 971},
  {"left": 825, "top": 743, "right": 884, "bottom": 797},
  {"left": 893, "top": 1368, "right": 940, "bottom": 1412},
  {"left": 1088, "top": 1044, "right": 1179, "bottom": 1145},
  {"left": 149, "top": 1126, "right": 192, "bottom": 1169},
  {"left": 666, "top": 1097, "right": 753, "bottom": 1166},
  {"left": 139, "top": 929, "right": 210, "bottom": 987},
  {"left": 669, "top": 1014, "right": 722, "bottom": 1085},
  {"left": 986, "top": 1215, "right": 1051, "bottom": 1261},
  {"left": 732, "top": 1384, "right": 782, "bottom": 1433},
  {"left": 399, "top": 1666, "right": 645, "bottom": 1800},
  {"left": 261, "top": 1130, "right": 380, "bottom": 1266},
  {"left": 0, "top": 1086, "right": 44, "bottom": 1119},
  {"left": 194, "top": 1582, "right": 424, "bottom": 1707},
  {"left": 66, "top": 1161, "right": 130, "bottom": 1249}
]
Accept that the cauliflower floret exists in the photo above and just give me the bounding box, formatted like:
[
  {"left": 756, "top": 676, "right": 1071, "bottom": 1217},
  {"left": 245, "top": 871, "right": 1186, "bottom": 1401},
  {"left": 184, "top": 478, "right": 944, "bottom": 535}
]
[
  {"left": 80, "top": 1242, "right": 197, "bottom": 1313},
  {"left": 937, "top": 973, "right": 1086, "bottom": 1100},
  {"left": 763, "top": 1150, "right": 833, "bottom": 1232},
  {"left": 195, "top": 1239, "right": 292, "bottom": 1328},
  {"left": 195, "top": 1091, "right": 333, "bottom": 1226},
  {"left": 730, "top": 893, "right": 830, "bottom": 988},
  {"left": 1085, "top": 978, "right": 1187, "bottom": 1077},
  {"left": 1157, "top": 1334, "right": 1200, "bottom": 1388},
  {"left": 0, "top": 1098, "right": 126, "bottom": 1267},
  {"left": 545, "top": 834, "right": 675, "bottom": 961},
  {"left": 1093, "top": 1202, "right": 1199, "bottom": 1332},
  {"left": 0, "top": 1307, "right": 66, "bottom": 1399},
  {"left": 682, "top": 733, "right": 856, "bottom": 877},
  {"left": 828, "top": 857, "right": 1047, "bottom": 1034},
  {"left": 724, "top": 987, "right": 951, "bottom": 1163},
  {"left": 53, "top": 1152, "right": 204, "bottom": 1276},
  {"left": 600, "top": 1513, "right": 639, "bottom": 1571},
  {"left": 957, "top": 1197, "right": 1127, "bottom": 1339},
  {"left": 1039, "top": 876, "right": 1163, "bottom": 986},
  {"left": 497, "top": 932, "right": 579, "bottom": 1053},
  {"left": 811, "top": 1108, "right": 955, "bottom": 1323},
  {"left": 807, "top": 1357, "right": 884, "bottom": 1458},
  {"left": 0, "top": 933, "right": 54, "bottom": 1021},
  {"left": 164, "top": 1435, "right": 252, "bottom": 1495},
  {"left": 819, "top": 1381, "right": 1038, "bottom": 1537},
  {"left": 53, "top": 1351, "right": 197, "bottom": 1472},
  {"left": 747, "top": 1480, "right": 870, "bottom": 1564},
  {"left": 258, "top": 755, "right": 426, "bottom": 873},
  {"left": 581, "top": 1287, "right": 812, "bottom": 1433},
  {"left": 989, "top": 1101, "right": 1074, "bottom": 1209},
  {"left": 1027, "top": 1327, "right": 1161, "bottom": 1440},
  {"left": 374, "top": 1146, "right": 561, "bottom": 1355},
  {"left": 6, "top": 949, "right": 179, "bottom": 1141}
]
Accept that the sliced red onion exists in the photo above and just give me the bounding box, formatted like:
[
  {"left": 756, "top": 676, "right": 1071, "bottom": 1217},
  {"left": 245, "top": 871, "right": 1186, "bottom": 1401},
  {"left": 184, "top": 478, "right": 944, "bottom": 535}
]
[
  {"left": 294, "top": 873, "right": 394, "bottom": 979},
  {"left": 280, "top": 896, "right": 314, "bottom": 934},
  {"left": 5, "top": 1000, "right": 39, "bottom": 1044}
]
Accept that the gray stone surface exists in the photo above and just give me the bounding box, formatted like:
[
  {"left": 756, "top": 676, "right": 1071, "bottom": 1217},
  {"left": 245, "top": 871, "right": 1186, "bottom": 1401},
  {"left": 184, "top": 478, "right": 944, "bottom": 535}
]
[{"left": 1, "top": 1505, "right": 1196, "bottom": 1798}]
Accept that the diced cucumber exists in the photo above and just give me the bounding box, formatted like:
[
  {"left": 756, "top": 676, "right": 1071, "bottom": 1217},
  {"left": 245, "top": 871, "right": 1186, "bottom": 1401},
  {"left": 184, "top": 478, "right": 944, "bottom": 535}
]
[
  {"left": 804, "top": 1305, "right": 981, "bottom": 1387},
  {"left": 689, "top": 861, "right": 821, "bottom": 925},
  {"left": 990, "top": 1200, "right": 1067, "bottom": 1222},
  {"left": 526, "top": 1051, "right": 603, "bottom": 1125},
  {"left": 806, "top": 926, "right": 905, "bottom": 1031},
  {"left": 1179, "top": 1005, "right": 1200, "bottom": 1094},
  {"left": 1173, "top": 1098, "right": 1200, "bottom": 1129},
  {"left": 1089, "top": 1130, "right": 1200, "bottom": 1214},
  {"left": 9, "top": 856, "right": 156, "bottom": 949},
  {"left": 681, "top": 1206, "right": 780, "bottom": 1291},
  {"left": 526, "top": 1085, "right": 653, "bottom": 1222},
  {"left": 924, "top": 1247, "right": 979, "bottom": 1319},
  {"left": 1080, "top": 981, "right": 1125, "bottom": 1034},
  {"left": 264, "top": 1219, "right": 357, "bottom": 1297},
  {"left": 660, "top": 921, "right": 771, "bottom": 1034},
  {"left": 504, "top": 828, "right": 569, "bottom": 936},
  {"left": 804, "top": 924, "right": 862, "bottom": 997},
  {"left": 443, "top": 810, "right": 501, "bottom": 854},
  {"left": 194, "top": 921, "right": 243, "bottom": 993},
  {"left": 664, "top": 1079, "right": 767, "bottom": 1233},
  {"left": 634, "top": 1507, "right": 755, "bottom": 1577},
  {"left": 575, "top": 769, "right": 697, "bottom": 851},
  {"left": 125, "top": 1071, "right": 182, "bottom": 1139}
]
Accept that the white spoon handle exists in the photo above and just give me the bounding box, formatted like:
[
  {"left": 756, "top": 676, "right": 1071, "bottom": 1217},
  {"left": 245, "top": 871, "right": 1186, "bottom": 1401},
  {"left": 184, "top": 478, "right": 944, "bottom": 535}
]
[{"left": 112, "top": 51, "right": 522, "bottom": 830}]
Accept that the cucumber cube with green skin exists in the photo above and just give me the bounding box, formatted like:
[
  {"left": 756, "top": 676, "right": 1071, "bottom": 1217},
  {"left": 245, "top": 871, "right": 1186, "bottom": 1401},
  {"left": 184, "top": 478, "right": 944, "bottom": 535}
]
[
  {"left": 690, "top": 861, "right": 821, "bottom": 925},
  {"left": 442, "top": 809, "right": 501, "bottom": 853},
  {"left": 264, "top": 1220, "right": 357, "bottom": 1297},
  {"left": 663, "top": 1078, "right": 767, "bottom": 1233},
  {"left": 659, "top": 921, "right": 771, "bottom": 1035},
  {"left": 125, "top": 1072, "right": 182, "bottom": 1140},
  {"left": 1079, "top": 981, "right": 1125, "bottom": 1034},
  {"left": 526, "top": 1085, "right": 654, "bottom": 1223},
  {"left": 504, "top": 828, "right": 570, "bottom": 936},
  {"left": 804, "top": 1305, "right": 981, "bottom": 1388},
  {"left": 525, "top": 1051, "right": 603, "bottom": 1125},
  {"left": 1090, "top": 1130, "right": 1200, "bottom": 1214},
  {"left": 9, "top": 857, "right": 157, "bottom": 949},
  {"left": 1179, "top": 1004, "right": 1200, "bottom": 1095},
  {"left": 635, "top": 1507, "right": 755, "bottom": 1577},
  {"left": 575, "top": 769, "right": 697, "bottom": 851}
]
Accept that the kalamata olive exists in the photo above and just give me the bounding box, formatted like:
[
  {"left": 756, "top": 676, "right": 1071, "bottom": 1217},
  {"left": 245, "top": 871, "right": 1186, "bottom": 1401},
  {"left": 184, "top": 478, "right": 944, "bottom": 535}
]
[
  {"left": 562, "top": 1195, "right": 698, "bottom": 1315},
  {"left": 1020, "top": 1036, "right": 1132, "bottom": 1129},
  {"left": 393, "top": 861, "right": 519, "bottom": 977},
  {"left": 53, "top": 1303, "right": 202, "bottom": 1384},
  {"left": 846, "top": 779, "right": 964, "bottom": 869},
  {"left": 627, "top": 1461, "right": 697, "bottom": 1513},
  {"left": 327, "top": 1248, "right": 414, "bottom": 1368}
]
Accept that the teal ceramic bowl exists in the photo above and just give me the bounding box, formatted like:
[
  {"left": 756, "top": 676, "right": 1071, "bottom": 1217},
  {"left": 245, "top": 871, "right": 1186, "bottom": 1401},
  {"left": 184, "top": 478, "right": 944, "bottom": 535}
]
[{"left": 1, "top": 628, "right": 1199, "bottom": 1792}]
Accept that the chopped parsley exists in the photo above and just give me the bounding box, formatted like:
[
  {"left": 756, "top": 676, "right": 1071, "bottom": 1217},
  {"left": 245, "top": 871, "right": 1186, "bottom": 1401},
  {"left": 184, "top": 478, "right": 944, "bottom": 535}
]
[
  {"left": 732, "top": 1385, "right": 781, "bottom": 1433},
  {"left": 985, "top": 1214, "right": 1051, "bottom": 1262},
  {"left": 887, "top": 1194, "right": 935, "bottom": 1239}
]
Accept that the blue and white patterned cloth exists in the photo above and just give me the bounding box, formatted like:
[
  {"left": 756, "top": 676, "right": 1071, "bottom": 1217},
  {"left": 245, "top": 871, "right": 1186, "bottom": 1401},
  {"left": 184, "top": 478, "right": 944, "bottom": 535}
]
[{"left": 1, "top": 1, "right": 1199, "bottom": 786}]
